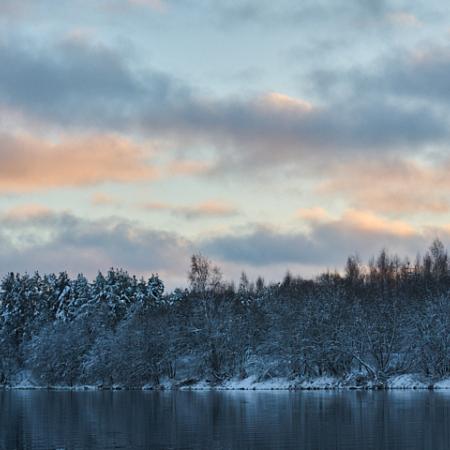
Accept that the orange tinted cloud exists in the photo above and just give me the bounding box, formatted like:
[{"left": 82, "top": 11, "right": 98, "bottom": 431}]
[
  {"left": 318, "top": 158, "right": 450, "bottom": 215},
  {"left": 342, "top": 209, "right": 416, "bottom": 237},
  {"left": 0, "top": 133, "right": 158, "bottom": 192},
  {"left": 297, "top": 206, "right": 330, "bottom": 223},
  {"left": 3, "top": 204, "right": 51, "bottom": 221},
  {"left": 192, "top": 200, "right": 237, "bottom": 217},
  {"left": 261, "top": 92, "right": 313, "bottom": 112},
  {"left": 296, "top": 206, "right": 416, "bottom": 237}
]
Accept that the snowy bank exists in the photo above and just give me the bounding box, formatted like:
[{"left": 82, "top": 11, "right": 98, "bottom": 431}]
[
  {"left": 386, "top": 374, "right": 429, "bottom": 389},
  {"left": 432, "top": 379, "right": 450, "bottom": 389},
  {"left": 149, "top": 374, "right": 443, "bottom": 391},
  {"left": 3, "top": 373, "right": 450, "bottom": 391}
]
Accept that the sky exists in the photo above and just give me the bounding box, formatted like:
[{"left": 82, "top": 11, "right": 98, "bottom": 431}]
[{"left": 1, "top": 0, "right": 450, "bottom": 288}]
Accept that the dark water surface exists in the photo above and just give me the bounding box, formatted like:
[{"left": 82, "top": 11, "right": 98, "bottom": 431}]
[{"left": 1, "top": 389, "right": 450, "bottom": 449}]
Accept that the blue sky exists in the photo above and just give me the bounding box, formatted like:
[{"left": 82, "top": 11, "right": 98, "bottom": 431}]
[{"left": 1, "top": 0, "right": 450, "bottom": 287}]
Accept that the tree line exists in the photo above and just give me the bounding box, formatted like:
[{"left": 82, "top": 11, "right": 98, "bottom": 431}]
[{"left": 1, "top": 239, "right": 450, "bottom": 387}]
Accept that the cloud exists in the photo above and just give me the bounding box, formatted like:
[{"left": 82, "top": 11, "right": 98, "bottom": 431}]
[
  {"left": 203, "top": 210, "right": 429, "bottom": 267},
  {"left": 386, "top": 46, "right": 450, "bottom": 102},
  {"left": 310, "top": 44, "right": 450, "bottom": 106},
  {"left": 297, "top": 206, "right": 330, "bottom": 223},
  {"left": 0, "top": 38, "right": 447, "bottom": 174},
  {"left": 0, "top": 133, "right": 158, "bottom": 192},
  {"left": 180, "top": 200, "right": 238, "bottom": 219},
  {"left": 137, "top": 91, "right": 444, "bottom": 173},
  {"left": 0, "top": 38, "right": 187, "bottom": 129},
  {"left": 1, "top": 0, "right": 449, "bottom": 287},
  {"left": 91, "top": 193, "right": 120, "bottom": 207},
  {"left": 165, "top": 160, "right": 212, "bottom": 176},
  {"left": 180, "top": 94, "right": 445, "bottom": 168},
  {"left": 386, "top": 11, "right": 422, "bottom": 27},
  {"left": 0, "top": 211, "right": 191, "bottom": 285},
  {"left": 207, "top": 0, "right": 390, "bottom": 29},
  {"left": 127, "top": 0, "right": 166, "bottom": 10},
  {"left": 318, "top": 158, "right": 450, "bottom": 214},
  {"left": 340, "top": 209, "right": 415, "bottom": 237},
  {"left": 262, "top": 92, "right": 313, "bottom": 112},
  {"left": 3, "top": 204, "right": 52, "bottom": 221},
  {"left": 0, "top": 208, "right": 447, "bottom": 286},
  {"left": 0, "top": 38, "right": 139, "bottom": 103},
  {"left": 0, "top": 0, "right": 34, "bottom": 18},
  {"left": 102, "top": 0, "right": 167, "bottom": 14},
  {"left": 144, "top": 199, "right": 238, "bottom": 219}
]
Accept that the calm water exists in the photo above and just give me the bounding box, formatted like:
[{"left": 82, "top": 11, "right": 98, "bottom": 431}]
[{"left": 1, "top": 389, "right": 450, "bottom": 449}]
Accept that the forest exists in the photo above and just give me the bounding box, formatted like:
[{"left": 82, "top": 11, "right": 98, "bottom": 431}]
[{"left": 1, "top": 239, "right": 450, "bottom": 388}]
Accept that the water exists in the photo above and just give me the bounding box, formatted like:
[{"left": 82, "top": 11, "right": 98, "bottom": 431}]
[{"left": 1, "top": 390, "right": 450, "bottom": 449}]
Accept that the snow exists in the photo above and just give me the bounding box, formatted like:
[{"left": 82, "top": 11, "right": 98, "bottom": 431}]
[
  {"left": 171, "top": 374, "right": 450, "bottom": 391},
  {"left": 179, "top": 379, "right": 211, "bottom": 390},
  {"left": 386, "top": 374, "right": 429, "bottom": 389},
  {"left": 173, "top": 374, "right": 396, "bottom": 390},
  {"left": 220, "top": 376, "right": 292, "bottom": 390},
  {"left": 433, "top": 379, "right": 450, "bottom": 389},
  {"left": 5, "top": 373, "right": 450, "bottom": 391}
]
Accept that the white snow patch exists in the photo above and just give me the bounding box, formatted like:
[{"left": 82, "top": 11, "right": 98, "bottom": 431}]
[
  {"left": 433, "top": 379, "right": 450, "bottom": 389},
  {"left": 387, "top": 374, "right": 428, "bottom": 389},
  {"left": 179, "top": 376, "right": 293, "bottom": 390},
  {"left": 178, "top": 376, "right": 339, "bottom": 390},
  {"left": 254, "top": 377, "right": 293, "bottom": 390},
  {"left": 221, "top": 376, "right": 259, "bottom": 390},
  {"left": 229, "top": 376, "right": 293, "bottom": 390},
  {"left": 178, "top": 379, "right": 211, "bottom": 390},
  {"left": 71, "top": 385, "right": 97, "bottom": 391}
]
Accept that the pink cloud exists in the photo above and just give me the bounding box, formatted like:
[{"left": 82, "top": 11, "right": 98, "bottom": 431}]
[
  {"left": 317, "top": 158, "right": 450, "bottom": 215},
  {"left": 0, "top": 133, "right": 158, "bottom": 192}
]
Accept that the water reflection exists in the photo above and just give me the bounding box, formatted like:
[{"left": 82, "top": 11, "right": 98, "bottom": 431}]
[{"left": 1, "top": 390, "right": 450, "bottom": 449}]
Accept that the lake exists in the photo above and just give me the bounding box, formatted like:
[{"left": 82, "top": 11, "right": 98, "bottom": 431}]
[{"left": 1, "top": 390, "right": 450, "bottom": 449}]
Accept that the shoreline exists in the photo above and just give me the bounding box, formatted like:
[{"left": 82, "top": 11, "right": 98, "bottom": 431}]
[{"left": 4, "top": 374, "right": 450, "bottom": 392}]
